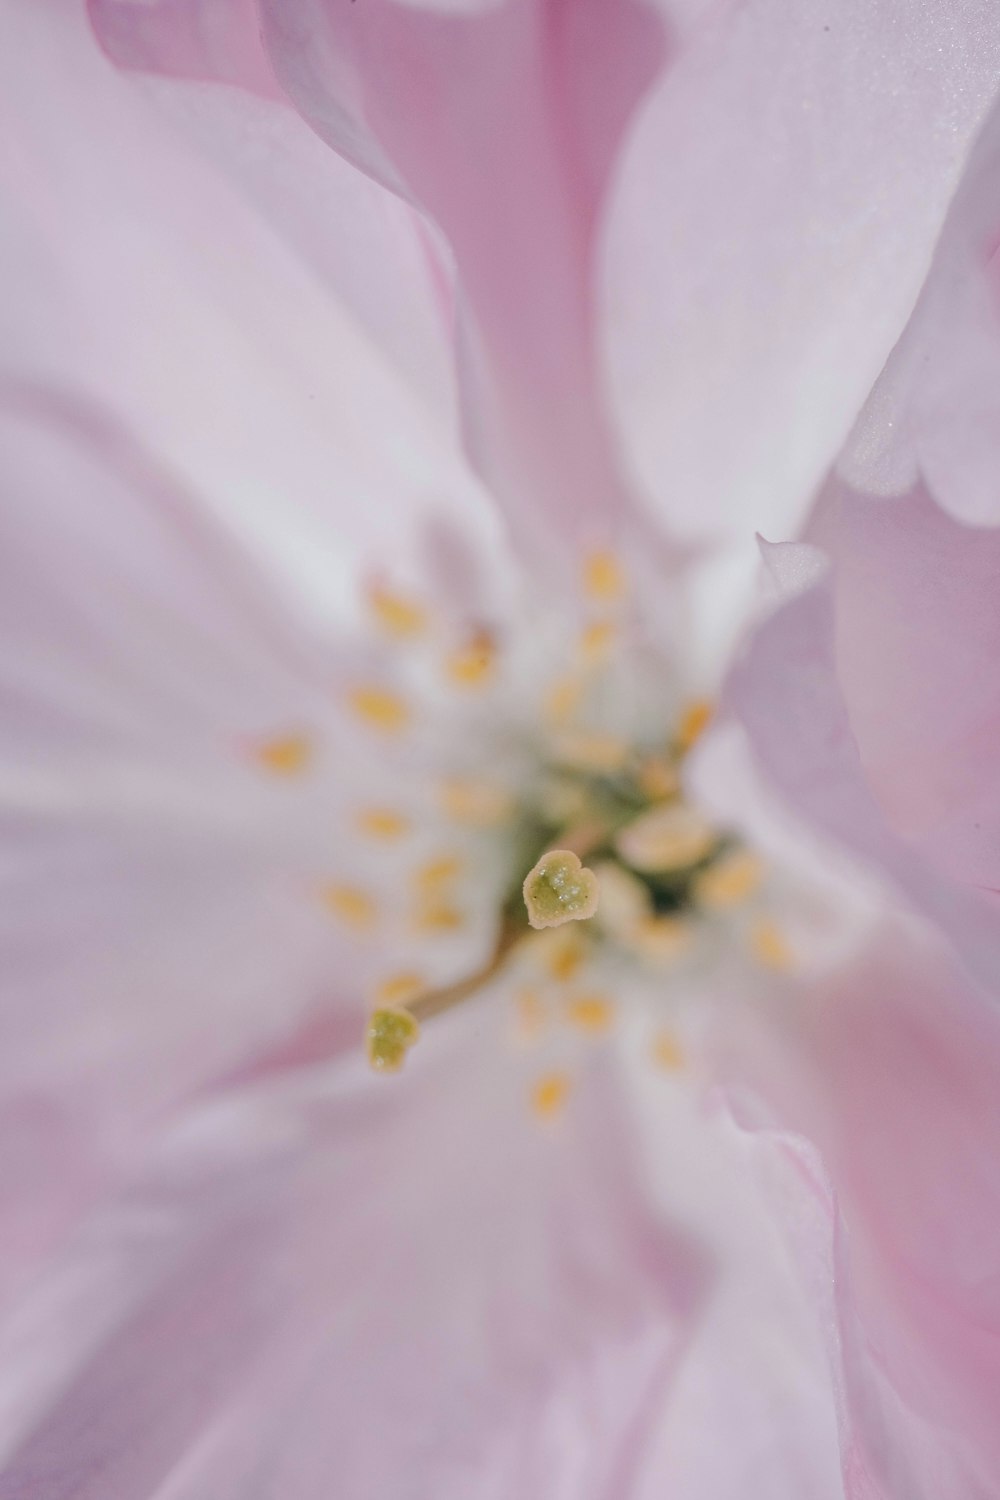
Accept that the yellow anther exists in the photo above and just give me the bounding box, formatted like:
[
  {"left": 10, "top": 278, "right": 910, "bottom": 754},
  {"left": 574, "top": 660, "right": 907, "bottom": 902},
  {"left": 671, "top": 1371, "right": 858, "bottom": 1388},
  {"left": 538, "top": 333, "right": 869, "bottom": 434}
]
[
  {"left": 579, "top": 619, "right": 616, "bottom": 666},
  {"left": 676, "top": 698, "right": 713, "bottom": 753},
  {"left": 551, "top": 730, "right": 630, "bottom": 775},
  {"left": 347, "top": 685, "right": 410, "bottom": 735},
  {"left": 374, "top": 971, "right": 427, "bottom": 1008},
  {"left": 634, "top": 915, "right": 694, "bottom": 965},
  {"left": 750, "top": 920, "right": 794, "bottom": 971},
  {"left": 367, "top": 1006, "right": 420, "bottom": 1072},
  {"left": 514, "top": 986, "right": 547, "bottom": 1041},
  {"left": 564, "top": 992, "right": 615, "bottom": 1034},
  {"left": 544, "top": 674, "right": 584, "bottom": 726},
  {"left": 440, "top": 776, "right": 513, "bottom": 827},
  {"left": 445, "top": 630, "right": 496, "bottom": 689},
  {"left": 637, "top": 754, "right": 680, "bottom": 803},
  {"left": 356, "top": 807, "right": 411, "bottom": 841},
  {"left": 651, "top": 1029, "right": 685, "bottom": 1071},
  {"left": 536, "top": 774, "right": 589, "bottom": 825},
  {"left": 412, "top": 901, "right": 464, "bottom": 934},
  {"left": 322, "top": 883, "right": 378, "bottom": 930},
  {"left": 533, "top": 925, "right": 589, "bottom": 983},
  {"left": 531, "top": 1070, "right": 572, "bottom": 1119},
  {"left": 412, "top": 854, "right": 464, "bottom": 892},
  {"left": 523, "top": 849, "right": 600, "bottom": 930},
  {"left": 367, "top": 581, "right": 428, "bottom": 639},
  {"left": 616, "top": 803, "right": 716, "bottom": 874},
  {"left": 694, "top": 850, "right": 764, "bottom": 909},
  {"left": 583, "top": 548, "right": 626, "bottom": 603},
  {"left": 254, "top": 734, "right": 312, "bottom": 776}
]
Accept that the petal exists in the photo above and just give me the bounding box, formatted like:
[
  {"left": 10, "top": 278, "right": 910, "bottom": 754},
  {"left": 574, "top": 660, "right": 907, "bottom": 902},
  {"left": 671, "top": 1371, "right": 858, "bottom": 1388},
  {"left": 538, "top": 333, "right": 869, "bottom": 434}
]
[
  {"left": 248, "top": 0, "right": 667, "bottom": 557},
  {"left": 601, "top": 0, "right": 1000, "bottom": 545},
  {"left": 728, "top": 931, "right": 1000, "bottom": 1497},
  {"left": 0, "top": 1023, "right": 709, "bottom": 1499},
  {"left": 726, "top": 529, "right": 1000, "bottom": 992},
  {"left": 838, "top": 101, "right": 1000, "bottom": 527}
]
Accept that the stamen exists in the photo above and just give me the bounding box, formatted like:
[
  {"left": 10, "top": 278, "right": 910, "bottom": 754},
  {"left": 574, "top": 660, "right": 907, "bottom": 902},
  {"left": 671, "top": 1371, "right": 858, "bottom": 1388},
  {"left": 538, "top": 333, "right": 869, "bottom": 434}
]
[
  {"left": 367, "top": 581, "right": 428, "bottom": 639},
  {"left": 634, "top": 915, "right": 694, "bottom": 965},
  {"left": 637, "top": 754, "right": 680, "bottom": 803},
  {"left": 564, "top": 992, "right": 615, "bottom": 1034},
  {"left": 533, "top": 925, "right": 589, "bottom": 982},
  {"left": 367, "top": 1006, "right": 420, "bottom": 1072},
  {"left": 347, "top": 685, "right": 410, "bottom": 735},
  {"left": 651, "top": 1029, "right": 685, "bottom": 1071},
  {"left": 322, "top": 883, "right": 378, "bottom": 929},
  {"left": 616, "top": 803, "right": 716, "bottom": 873},
  {"left": 583, "top": 549, "right": 626, "bottom": 603},
  {"left": 694, "top": 850, "right": 763, "bottom": 908},
  {"left": 531, "top": 1070, "right": 572, "bottom": 1119},
  {"left": 445, "top": 630, "right": 496, "bottom": 689},
  {"left": 544, "top": 673, "right": 584, "bottom": 726},
  {"left": 412, "top": 901, "right": 464, "bottom": 934},
  {"left": 375, "top": 972, "right": 427, "bottom": 1007},
  {"left": 551, "top": 729, "right": 630, "bottom": 774},
  {"left": 592, "top": 861, "right": 651, "bottom": 942},
  {"left": 412, "top": 854, "right": 464, "bottom": 892},
  {"left": 749, "top": 920, "right": 793, "bottom": 971},
  {"left": 675, "top": 698, "right": 713, "bottom": 754},
  {"left": 579, "top": 619, "right": 616, "bottom": 666},
  {"left": 440, "top": 777, "right": 513, "bottom": 826},
  {"left": 254, "top": 734, "right": 312, "bottom": 776},
  {"left": 356, "top": 807, "right": 411, "bottom": 841},
  {"left": 523, "top": 849, "right": 600, "bottom": 930}
]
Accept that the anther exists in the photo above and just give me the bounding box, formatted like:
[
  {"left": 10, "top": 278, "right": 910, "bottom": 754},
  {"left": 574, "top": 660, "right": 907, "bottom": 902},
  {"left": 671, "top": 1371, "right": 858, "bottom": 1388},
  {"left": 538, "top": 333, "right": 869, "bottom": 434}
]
[
  {"left": 616, "top": 803, "right": 716, "bottom": 874},
  {"left": 531, "top": 1070, "right": 572, "bottom": 1119},
  {"left": 347, "top": 685, "right": 410, "bottom": 734},
  {"left": 523, "top": 849, "right": 600, "bottom": 930},
  {"left": 254, "top": 734, "right": 312, "bottom": 775},
  {"left": 322, "top": 883, "right": 378, "bottom": 929},
  {"left": 583, "top": 549, "right": 626, "bottom": 603},
  {"left": 367, "top": 581, "right": 428, "bottom": 639}
]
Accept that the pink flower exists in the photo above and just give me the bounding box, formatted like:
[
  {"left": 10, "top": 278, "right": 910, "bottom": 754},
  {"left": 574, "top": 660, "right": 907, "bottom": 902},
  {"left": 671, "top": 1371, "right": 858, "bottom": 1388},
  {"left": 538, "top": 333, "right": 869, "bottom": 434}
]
[{"left": 2, "top": 1, "right": 1000, "bottom": 1496}]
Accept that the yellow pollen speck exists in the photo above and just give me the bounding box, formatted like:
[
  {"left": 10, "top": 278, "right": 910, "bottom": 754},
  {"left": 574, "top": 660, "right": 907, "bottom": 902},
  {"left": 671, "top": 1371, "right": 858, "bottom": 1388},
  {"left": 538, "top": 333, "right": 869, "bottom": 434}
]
[
  {"left": 551, "top": 729, "right": 630, "bottom": 775},
  {"left": 694, "top": 850, "right": 764, "bottom": 909},
  {"left": 356, "top": 807, "right": 411, "bottom": 841},
  {"left": 523, "top": 849, "right": 600, "bottom": 930},
  {"left": 367, "top": 1007, "right": 420, "bottom": 1072},
  {"left": 564, "top": 993, "right": 615, "bottom": 1034},
  {"left": 637, "top": 754, "right": 680, "bottom": 803},
  {"left": 412, "top": 901, "right": 464, "bottom": 934},
  {"left": 651, "top": 1029, "right": 685, "bottom": 1071},
  {"left": 544, "top": 674, "right": 584, "bottom": 726},
  {"left": 445, "top": 630, "right": 496, "bottom": 689},
  {"left": 531, "top": 1070, "right": 572, "bottom": 1119},
  {"left": 583, "top": 549, "right": 626, "bottom": 602},
  {"left": 616, "top": 803, "right": 716, "bottom": 874},
  {"left": 676, "top": 699, "right": 713, "bottom": 753},
  {"left": 635, "top": 915, "right": 694, "bottom": 966},
  {"left": 514, "top": 986, "right": 547, "bottom": 1041},
  {"left": 579, "top": 619, "right": 616, "bottom": 666},
  {"left": 367, "top": 581, "right": 428, "bottom": 639},
  {"left": 750, "top": 920, "right": 794, "bottom": 971},
  {"left": 254, "top": 734, "right": 312, "bottom": 776},
  {"left": 412, "top": 854, "right": 463, "bottom": 892},
  {"left": 322, "top": 883, "right": 378, "bottom": 929},
  {"left": 375, "top": 971, "right": 427, "bottom": 1008},
  {"left": 440, "top": 777, "right": 513, "bottom": 827},
  {"left": 347, "top": 685, "right": 410, "bottom": 734}
]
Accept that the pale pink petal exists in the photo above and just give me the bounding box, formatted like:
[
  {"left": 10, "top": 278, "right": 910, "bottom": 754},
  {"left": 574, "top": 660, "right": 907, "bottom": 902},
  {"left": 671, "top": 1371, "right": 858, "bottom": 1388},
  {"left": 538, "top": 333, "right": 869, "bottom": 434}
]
[
  {"left": 244, "top": 0, "right": 668, "bottom": 555},
  {"left": 602, "top": 0, "right": 1000, "bottom": 545},
  {"left": 726, "top": 931, "right": 1000, "bottom": 1497},
  {"left": 838, "top": 101, "right": 1000, "bottom": 527},
  {"left": 0, "top": 393, "right": 355, "bottom": 1310},
  {"left": 726, "top": 524, "right": 1000, "bottom": 991},
  {"left": 0, "top": 1028, "right": 710, "bottom": 1499},
  {"left": 3, "top": 0, "right": 496, "bottom": 610},
  {"left": 86, "top": 0, "right": 280, "bottom": 95}
]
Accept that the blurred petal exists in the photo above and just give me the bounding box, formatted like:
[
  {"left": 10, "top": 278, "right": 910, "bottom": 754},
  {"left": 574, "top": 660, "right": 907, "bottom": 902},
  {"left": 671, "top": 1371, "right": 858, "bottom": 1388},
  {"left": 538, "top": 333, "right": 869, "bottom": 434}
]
[
  {"left": 602, "top": 0, "right": 1000, "bottom": 545},
  {"left": 205, "top": 0, "right": 667, "bottom": 558},
  {"left": 2, "top": 0, "right": 497, "bottom": 619},
  {"left": 726, "top": 534, "right": 1000, "bottom": 992},
  {"left": 0, "top": 1027, "right": 709, "bottom": 1499},
  {"left": 86, "top": 0, "right": 280, "bottom": 95},
  {"left": 728, "top": 932, "right": 1000, "bottom": 1498},
  {"left": 838, "top": 100, "right": 1000, "bottom": 527}
]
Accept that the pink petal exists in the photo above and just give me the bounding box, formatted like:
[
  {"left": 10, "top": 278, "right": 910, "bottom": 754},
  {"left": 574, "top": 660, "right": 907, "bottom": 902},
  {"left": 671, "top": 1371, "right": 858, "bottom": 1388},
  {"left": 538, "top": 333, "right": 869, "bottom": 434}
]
[
  {"left": 0, "top": 1030, "right": 710, "bottom": 1499},
  {"left": 727, "top": 931, "right": 1000, "bottom": 1497},
  {"left": 726, "top": 516, "right": 1000, "bottom": 992},
  {"left": 87, "top": 0, "right": 282, "bottom": 96},
  {"left": 602, "top": 0, "right": 1000, "bottom": 546}
]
